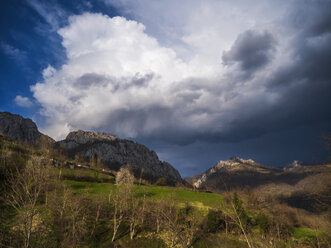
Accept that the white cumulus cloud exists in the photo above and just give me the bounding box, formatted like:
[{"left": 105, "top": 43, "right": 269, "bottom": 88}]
[
  {"left": 14, "top": 95, "right": 33, "bottom": 108},
  {"left": 31, "top": 12, "right": 286, "bottom": 141}
]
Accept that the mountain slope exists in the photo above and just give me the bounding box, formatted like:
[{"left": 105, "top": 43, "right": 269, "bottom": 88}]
[
  {"left": 0, "top": 112, "right": 54, "bottom": 147},
  {"left": 55, "top": 130, "right": 182, "bottom": 184}
]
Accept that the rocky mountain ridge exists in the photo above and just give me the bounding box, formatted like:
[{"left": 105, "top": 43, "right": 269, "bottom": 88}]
[
  {"left": 56, "top": 130, "right": 182, "bottom": 184},
  {"left": 188, "top": 156, "right": 330, "bottom": 197},
  {"left": 0, "top": 112, "right": 54, "bottom": 147},
  {"left": 190, "top": 156, "right": 272, "bottom": 188},
  {"left": 0, "top": 112, "right": 182, "bottom": 184}
]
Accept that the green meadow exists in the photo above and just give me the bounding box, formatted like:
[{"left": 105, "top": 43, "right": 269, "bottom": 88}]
[{"left": 64, "top": 179, "right": 222, "bottom": 210}]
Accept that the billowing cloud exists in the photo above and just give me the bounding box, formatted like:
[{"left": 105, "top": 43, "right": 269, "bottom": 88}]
[
  {"left": 32, "top": 13, "right": 277, "bottom": 141},
  {"left": 31, "top": 1, "right": 331, "bottom": 157},
  {"left": 14, "top": 95, "right": 33, "bottom": 108}
]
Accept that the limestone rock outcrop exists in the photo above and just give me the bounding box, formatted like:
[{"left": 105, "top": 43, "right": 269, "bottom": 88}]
[{"left": 56, "top": 130, "right": 182, "bottom": 184}]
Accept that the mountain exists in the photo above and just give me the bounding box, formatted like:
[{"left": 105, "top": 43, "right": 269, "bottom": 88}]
[
  {"left": 187, "top": 156, "right": 329, "bottom": 191},
  {"left": 55, "top": 130, "right": 182, "bottom": 184},
  {"left": 187, "top": 157, "right": 280, "bottom": 190},
  {"left": 187, "top": 157, "right": 331, "bottom": 212},
  {"left": 0, "top": 112, "right": 182, "bottom": 184},
  {"left": 0, "top": 112, "right": 54, "bottom": 147}
]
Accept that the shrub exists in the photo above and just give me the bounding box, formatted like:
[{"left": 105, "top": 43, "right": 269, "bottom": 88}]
[
  {"left": 255, "top": 213, "right": 269, "bottom": 234},
  {"left": 155, "top": 177, "right": 167, "bottom": 186},
  {"left": 205, "top": 209, "right": 225, "bottom": 233},
  {"left": 116, "top": 165, "right": 134, "bottom": 185}
]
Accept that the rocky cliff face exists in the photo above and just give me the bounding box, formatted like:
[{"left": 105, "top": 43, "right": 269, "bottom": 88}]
[
  {"left": 0, "top": 112, "right": 54, "bottom": 147},
  {"left": 56, "top": 130, "right": 182, "bottom": 184}
]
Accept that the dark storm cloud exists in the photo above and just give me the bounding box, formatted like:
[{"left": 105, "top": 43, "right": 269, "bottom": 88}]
[
  {"left": 265, "top": 0, "right": 331, "bottom": 121},
  {"left": 148, "top": 0, "right": 331, "bottom": 147},
  {"left": 196, "top": 1, "right": 331, "bottom": 145},
  {"left": 222, "top": 29, "right": 277, "bottom": 73}
]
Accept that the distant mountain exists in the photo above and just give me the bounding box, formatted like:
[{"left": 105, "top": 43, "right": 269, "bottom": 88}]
[
  {"left": 0, "top": 112, "right": 54, "bottom": 147},
  {"left": 187, "top": 156, "right": 329, "bottom": 191},
  {"left": 187, "top": 157, "right": 331, "bottom": 212},
  {"left": 55, "top": 130, "right": 182, "bottom": 184},
  {"left": 187, "top": 157, "right": 279, "bottom": 190}
]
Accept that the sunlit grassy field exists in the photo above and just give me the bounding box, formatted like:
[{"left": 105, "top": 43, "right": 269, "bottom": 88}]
[{"left": 64, "top": 180, "right": 222, "bottom": 210}]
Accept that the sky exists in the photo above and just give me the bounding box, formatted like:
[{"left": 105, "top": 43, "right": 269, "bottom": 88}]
[{"left": 1, "top": 0, "right": 331, "bottom": 177}]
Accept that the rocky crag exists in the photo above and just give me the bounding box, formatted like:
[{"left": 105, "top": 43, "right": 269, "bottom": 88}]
[
  {"left": 0, "top": 112, "right": 54, "bottom": 147},
  {"left": 55, "top": 130, "right": 182, "bottom": 184},
  {"left": 187, "top": 156, "right": 287, "bottom": 190},
  {"left": 0, "top": 112, "right": 182, "bottom": 184}
]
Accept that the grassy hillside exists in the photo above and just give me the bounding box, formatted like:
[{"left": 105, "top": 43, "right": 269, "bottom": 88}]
[{"left": 0, "top": 136, "right": 330, "bottom": 248}]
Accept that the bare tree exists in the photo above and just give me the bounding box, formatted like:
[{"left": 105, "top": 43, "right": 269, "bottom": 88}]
[
  {"left": 109, "top": 165, "right": 135, "bottom": 242},
  {"left": 155, "top": 198, "right": 202, "bottom": 248},
  {"left": 48, "top": 185, "right": 88, "bottom": 247},
  {"left": 177, "top": 205, "right": 203, "bottom": 248},
  {"left": 116, "top": 165, "right": 135, "bottom": 185},
  {"left": 150, "top": 199, "right": 164, "bottom": 234},
  {"left": 128, "top": 194, "right": 146, "bottom": 239},
  {"left": 4, "top": 156, "right": 49, "bottom": 248}
]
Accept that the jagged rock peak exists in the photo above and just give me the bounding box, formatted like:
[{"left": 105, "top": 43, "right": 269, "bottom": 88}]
[
  {"left": 215, "top": 156, "right": 256, "bottom": 168},
  {"left": 285, "top": 160, "right": 302, "bottom": 170},
  {"left": 0, "top": 111, "right": 54, "bottom": 146},
  {"left": 65, "top": 130, "right": 117, "bottom": 144}
]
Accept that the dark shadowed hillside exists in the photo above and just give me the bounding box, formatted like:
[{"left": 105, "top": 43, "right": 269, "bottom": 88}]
[{"left": 0, "top": 112, "right": 54, "bottom": 147}]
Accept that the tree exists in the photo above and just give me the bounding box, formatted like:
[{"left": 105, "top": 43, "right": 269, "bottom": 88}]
[
  {"left": 116, "top": 165, "right": 135, "bottom": 185},
  {"left": 48, "top": 185, "right": 88, "bottom": 247},
  {"left": 128, "top": 194, "right": 146, "bottom": 239},
  {"left": 92, "top": 152, "right": 99, "bottom": 181},
  {"left": 229, "top": 192, "right": 253, "bottom": 248},
  {"left": 155, "top": 198, "right": 202, "bottom": 248},
  {"left": 4, "top": 156, "right": 49, "bottom": 248},
  {"left": 109, "top": 165, "right": 135, "bottom": 242}
]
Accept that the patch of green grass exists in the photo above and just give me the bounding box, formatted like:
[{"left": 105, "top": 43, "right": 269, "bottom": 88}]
[
  {"left": 292, "top": 227, "right": 322, "bottom": 240},
  {"left": 135, "top": 185, "right": 223, "bottom": 209},
  {"left": 63, "top": 180, "right": 222, "bottom": 209},
  {"left": 64, "top": 180, "right": 116, "bottom": 194},
  {"left": 292, "top": 226, "right": 330, "bottom": 245},
  {"left": 50, "top": 167, "right": 115, "bottom": 183}
]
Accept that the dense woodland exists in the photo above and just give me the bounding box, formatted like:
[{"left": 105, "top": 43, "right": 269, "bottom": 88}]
[{"left": 0, "top": 135, "right": 330, "bottom": 248}]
